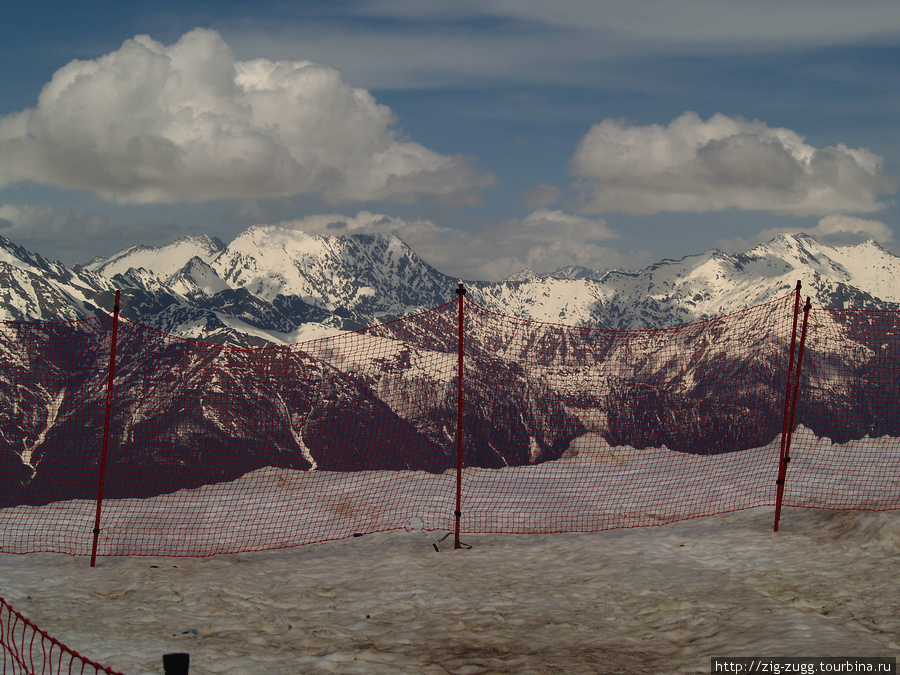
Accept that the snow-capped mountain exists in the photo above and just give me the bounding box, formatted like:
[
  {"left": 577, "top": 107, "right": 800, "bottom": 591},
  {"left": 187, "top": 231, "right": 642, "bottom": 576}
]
[
  {"left": 208, "top": 226, "right": 454, "bottom": 324},
  {"left": 3, "top": 227, "right": 898, "bottom": 507},
  {"left": 1, "top": 227, "right": 899, "bottom": 344},
  {"left": 470, "top": 234, "right": 900, "bottom": 330},
  {"left": 86, "top": 234, "right": 226, "bottom": 280},
  {"left": 0, "top": 237, "right": 116, "bottom": 321}
]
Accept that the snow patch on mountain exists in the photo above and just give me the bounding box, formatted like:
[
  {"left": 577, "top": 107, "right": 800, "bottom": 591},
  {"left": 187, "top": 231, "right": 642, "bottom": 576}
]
[
  {"left": 210, "top": 225, "right": 453, "bottom": 318},
  {"left": 166, "top": 257, "right": 230, "bottom": 299},
  {"left": 86, "top": 234, "right": 225, "bottom": 281},
  {"left": 2, "top": 228, "right": 900, "bottom": 343}
]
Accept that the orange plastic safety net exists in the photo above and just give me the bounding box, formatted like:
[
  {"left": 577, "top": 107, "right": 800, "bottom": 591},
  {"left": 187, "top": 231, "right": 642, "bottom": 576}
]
[
  {"left": 1, "top": 596, "right": 124, "bottom": 675},
  {"left": 0, "top": 290, "right": 897, "bottom": 558}
]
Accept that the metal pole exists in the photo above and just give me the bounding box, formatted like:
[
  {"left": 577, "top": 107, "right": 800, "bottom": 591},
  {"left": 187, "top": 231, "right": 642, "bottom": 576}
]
[
  {"left": 774, "top": 295, "right": 811, "bottom": 532},
  {"left": 454, "top": 283, "right": 466, "bottom": 550},
  {"left": 91, "top": 290, "right": 120, "bottom": 567}
]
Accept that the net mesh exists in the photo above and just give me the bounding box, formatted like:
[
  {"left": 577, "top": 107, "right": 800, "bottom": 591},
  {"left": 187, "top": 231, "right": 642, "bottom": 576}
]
[
  {"left": 0, "top": 290, "right": 897, "bottom": 558},
  {"left": 0, "top": 318, "right": 111, "bottom": 552},
  {"left": 783, "top": 307, "right": 900, "bottom": 511},
  {"left": 1, "top": 596, "right": 124, "bottom": 675},
  {"left": 459, "top": 294, "right": 797, "bottom": 533}
]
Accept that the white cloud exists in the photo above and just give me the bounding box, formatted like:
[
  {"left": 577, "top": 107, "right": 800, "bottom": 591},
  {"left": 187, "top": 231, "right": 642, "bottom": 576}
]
[
  {"left": 276, "top": 208, "right": 634, "bottom": 280},
  {"left": 569, "top": 112, "right": 895, "bottom": 217},
  {"left": 814, "top": 214, "right": 894, "bottom": 241},
  {"left": 716, "top": 215, "right": 895, "bottom": 254},
  {"left": 485, "top": 0, "right": 900, "bottom": 48},
  {"left": 0, "top": 204, "right": 179, "bottom": 264},
  {"left": 509, "top": 208, "right": 620, "bottom": 245},
  {"left": 0, "top": 29, "right": 493, "bottom": 206},
  {"left": 223, "top": 1, "right": 900, "bottom": 90}
]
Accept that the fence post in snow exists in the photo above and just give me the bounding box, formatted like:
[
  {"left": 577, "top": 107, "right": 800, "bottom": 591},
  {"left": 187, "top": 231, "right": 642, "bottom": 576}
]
[
  {"left": 454, "top": 283, "right": 466, "bottom": 550},
  {"left": 90, "top": 289, "right": 121, "bottom": 567},
  {"left": 774, "top": 294, "right": 812, "bottom": 532},
  {"left": 774, "top": 282, "right": 802, "bottom": 529}
]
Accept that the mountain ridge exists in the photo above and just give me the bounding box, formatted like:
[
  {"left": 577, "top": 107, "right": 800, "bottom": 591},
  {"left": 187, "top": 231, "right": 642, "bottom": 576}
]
[
  {"left": 2, "top": 227, "right": 898, "bottom": 506},
  {"left": 1, "top": 227, "right": 898, "bottom": 344}
]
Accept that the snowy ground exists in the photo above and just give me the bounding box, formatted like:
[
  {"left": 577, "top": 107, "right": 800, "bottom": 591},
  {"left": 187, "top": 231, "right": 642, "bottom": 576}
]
[
  {"left": 2, "top": 506, "right": 898, "bottom": 675},
  {"left": 4, "top": 426, "right": 898, "bottom": 559}
]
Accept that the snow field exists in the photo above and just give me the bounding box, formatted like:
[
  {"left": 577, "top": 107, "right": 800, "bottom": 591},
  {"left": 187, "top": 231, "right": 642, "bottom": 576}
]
[
  {"left": 3, "top": 426, "right": 898, "bottom": 558},
  {"left": 1, "top": 506, "right": 898, "bottom": 675},
  {"left": 1, "top": 426, "right": 898, "bottom": 674}
]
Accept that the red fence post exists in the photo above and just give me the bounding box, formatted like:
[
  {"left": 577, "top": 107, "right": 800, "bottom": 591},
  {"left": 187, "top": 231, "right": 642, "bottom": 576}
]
[
  {"left": 774, "top": 295, "right": 812, "bottom": 532},
  {"left": 454, "top": 283, "right": 466, "bottom": 550},
  {"left": 773, "top": 283, "right": 802, "bottom": 530},
  {"left": 778, "top": 282, "right": 803, "bottom": 444},
  {"left": 91, "top": 290, "right": 121, "bottom": 567}
]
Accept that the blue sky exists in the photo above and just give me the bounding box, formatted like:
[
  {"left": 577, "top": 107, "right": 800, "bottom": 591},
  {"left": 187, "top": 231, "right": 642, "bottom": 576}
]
[{"left": 1, "top": 0, "right": 898, "bottom": 280}]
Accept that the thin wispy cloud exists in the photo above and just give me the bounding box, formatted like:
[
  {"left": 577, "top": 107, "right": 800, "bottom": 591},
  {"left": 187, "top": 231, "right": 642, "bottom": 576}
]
[
  {"left": 0, "top": 204, "right": 180, "bottom": 263},
  {"left": 489, "top": 0, "right": 900, "bottom": 47},
  {"left": 275, "top": 208, "right": 633, "bottom": 280},
  {"left": 717, "top": 215, "right": 895, "bottom": 253},
  {"left": 523, "top": 184, "right": 563, "bottom": 210},
  {"left": 222, "top": 1, "right": 900, "bottom": 89}
]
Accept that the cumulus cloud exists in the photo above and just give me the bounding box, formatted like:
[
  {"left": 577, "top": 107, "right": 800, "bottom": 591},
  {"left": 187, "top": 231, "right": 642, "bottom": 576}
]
[
  {"left": 0, "top": 29, "right": 493, "bottom": 206},
  {"left": 277, "top": 208, "right": 633, "bottom": 280},
  {"left": 569, "top": 112, "right": 895, "bottom": 216}
]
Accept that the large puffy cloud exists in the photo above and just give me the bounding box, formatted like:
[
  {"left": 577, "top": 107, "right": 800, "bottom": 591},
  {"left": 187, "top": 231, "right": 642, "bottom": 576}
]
[
  {"left": 0, "top": 29, "right": 493, "bottom": 206},
  {"left": 569, "top": 112, "right": 895, "bottom": 216},
  {"left": 276, "top": 208, "right": 634, "bottom": 280}
]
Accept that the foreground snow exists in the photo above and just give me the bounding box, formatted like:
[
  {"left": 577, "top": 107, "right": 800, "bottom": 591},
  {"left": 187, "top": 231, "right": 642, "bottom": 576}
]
[{"left": 2, "top": 506, "right": 898, "bottom": 675}]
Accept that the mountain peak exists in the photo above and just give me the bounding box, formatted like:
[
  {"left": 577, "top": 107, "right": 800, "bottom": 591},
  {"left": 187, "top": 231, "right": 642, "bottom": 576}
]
[
  {"left": 550, "top": 265, "right": 602, "bottom": 281},
  {"left": 0, "top": 234, "right": 58, "bottom": 274},
  {"left": 504, "top": 269, "right": 539, "bottom": 282},
  {"left": 3, "top": 227, "right": 899, "bottom": 338},
  {"left": 167, "top": 256, "right": 230, "bottom": 299},
  {"left": 235, "top": 224, "right": 410, "bottom": 251},
  {"left": 212, "top": 225, "right": 452, "bottom": 317},
  {"left": 87, "top": 233, "right": 226, "bottom": 280}
]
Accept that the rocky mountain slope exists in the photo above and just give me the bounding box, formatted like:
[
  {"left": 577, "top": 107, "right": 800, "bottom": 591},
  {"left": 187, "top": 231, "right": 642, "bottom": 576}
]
[{"left": 2, "top": 228, "right": 898, "bottom": 505}]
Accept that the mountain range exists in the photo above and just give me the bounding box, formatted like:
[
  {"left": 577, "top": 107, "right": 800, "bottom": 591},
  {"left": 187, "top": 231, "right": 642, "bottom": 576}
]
[
  {"left": 2, "top": 226, "right": 898, "bottom": 507},
  {"left": 1, "top": 227, "right": 899, "bottom": 345}
]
